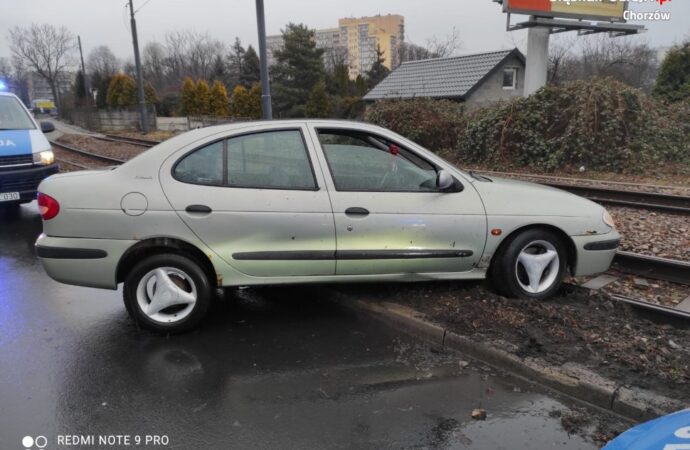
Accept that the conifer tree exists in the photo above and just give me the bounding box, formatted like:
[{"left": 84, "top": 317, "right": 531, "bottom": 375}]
[
  {"left": 305, "top": 80, "right": 332, "bottom": 118},
  {"left": 195, "top": 79, "right": 210, "bottom": 115},
  {"left": 106, "top": 73, "right": 137, "bottom": 107},
  {"left": 179, "top": 77, "right": 196, "bottom": 115},
  {"left": 209, "top": 80, "right": 229, "bottom": 116}
]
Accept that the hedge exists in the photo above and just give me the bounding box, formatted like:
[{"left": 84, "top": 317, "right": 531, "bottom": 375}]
[{"left": 365, "top": 78, "right": 689, "bottom": 173}]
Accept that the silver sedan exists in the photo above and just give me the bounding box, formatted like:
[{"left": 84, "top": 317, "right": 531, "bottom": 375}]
[{"left": 36, "top": 120, "right": 620, "bottom": 333}]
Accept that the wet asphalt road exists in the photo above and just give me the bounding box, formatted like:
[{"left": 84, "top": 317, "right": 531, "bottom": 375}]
[{"left": 1, "top": 203, "right": 608, "bottom": 449}]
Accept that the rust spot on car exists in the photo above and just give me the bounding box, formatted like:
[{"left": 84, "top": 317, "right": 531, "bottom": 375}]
[{"left": 216, "top": 273, "right": 223, "bottom": 286}]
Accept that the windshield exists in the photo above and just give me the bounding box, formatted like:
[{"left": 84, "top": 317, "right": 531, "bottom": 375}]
[{"left": 0, "top": 96, "right": 36, "bottom": 130}]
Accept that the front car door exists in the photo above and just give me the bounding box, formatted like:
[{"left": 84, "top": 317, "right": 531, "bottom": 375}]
[
  {"left": 160, "top": 125, "right": 336, "bottom": 278},
  {"left": 307, "top": 124, "right": 487, "bottom": 276}
]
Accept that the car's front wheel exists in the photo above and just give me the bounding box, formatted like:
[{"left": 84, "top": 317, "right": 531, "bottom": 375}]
[
  {"left": 123, "top": 253, "right": 212, "bottom": 333},
  {"left": 490, "top": 228, "right": 567, "bottom": 300}
]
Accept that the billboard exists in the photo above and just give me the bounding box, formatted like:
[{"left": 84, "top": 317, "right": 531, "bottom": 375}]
[{"left": 503, "top": 0, "right": 627, "bottom": 23}]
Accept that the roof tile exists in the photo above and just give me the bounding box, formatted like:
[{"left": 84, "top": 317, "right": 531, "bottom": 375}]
[{"left": 364, "top": 49, "right": 522, "bottom": 100}]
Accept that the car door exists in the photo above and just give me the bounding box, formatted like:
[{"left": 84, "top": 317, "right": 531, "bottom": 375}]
[
  {"left": 307, "top": 125, "right": 486, "bottom": 276},
  {"left": 159, "top": 125, "right": 336, "bottom": 278}
]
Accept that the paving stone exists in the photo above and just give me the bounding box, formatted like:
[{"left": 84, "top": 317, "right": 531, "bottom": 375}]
[
  {"left": 633, "top": 278, "right": 650, "bottom": 289},
  {"left": 581, "top": 275, "right": 619, "bottom": 290},
  {"left": 676, "top": 295, "right": 690, "bottom": 313}
]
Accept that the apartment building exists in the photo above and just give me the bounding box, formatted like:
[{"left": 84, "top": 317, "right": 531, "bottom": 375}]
[
  {"left": 338, "top": 15, "right": 404, "bottom": 79},
  {"left": 266, "top": 14, "right": 404, "bottom": 79}
]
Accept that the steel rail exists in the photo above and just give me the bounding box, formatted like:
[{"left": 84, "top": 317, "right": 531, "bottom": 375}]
[
  {"left": 608, "top": 293, "right": 690, "bottom": 320},
  {"left": 613, "top": 251, "right": 690, "bottom": 286},
  {"left": 55, "top": 158, "right": 92, "bottom": 171},
  {"left": 50, "top": 141, "right": 126, "bottom": 165},
  {"left": 102, "top": 134, "right": 160, "bottom": 147}
]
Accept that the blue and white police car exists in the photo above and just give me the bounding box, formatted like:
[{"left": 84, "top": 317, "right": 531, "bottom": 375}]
[{"left": 0, "top": 91, "right": 58, "bottom": 208}]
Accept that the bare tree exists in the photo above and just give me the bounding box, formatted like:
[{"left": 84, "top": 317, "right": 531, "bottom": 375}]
[
  {"left": 399, "top": 42, "right": 434, "bottom": 63},
  {"left": 87, "top": 45, "right": 120, "bottom": 78},
  {"left": 425, "top": 27, "right": 463, "bottom": 58},
  {"left": 9, "top": 23, "right": 76, "bottom": 113},
  {"left": 548, "top": 35, "right": 576, "bottom": 84},
  {"left": 164, "top": 30, "right": 225, "bottom": 84},
  {"left": 399, "top": 28, "right": 463, "bottom": 64},
  {"left": 142, "top": 42, "right": 167, "bottom": 92},
  {"left": 555, "top": 35, "right": 659, "bottom": 91},
  {"left": 0, "top": 57, "right": 12, "bottom": 81}
]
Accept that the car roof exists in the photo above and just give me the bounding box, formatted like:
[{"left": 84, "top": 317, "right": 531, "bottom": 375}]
[
  {"left": 0, "top": 92, "right": 20, "bottom": 98},
  {"left": 195, "top": 118, "right": 387, "bottom": 135}
]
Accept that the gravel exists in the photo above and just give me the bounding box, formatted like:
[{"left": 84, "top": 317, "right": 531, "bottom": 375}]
[
  {"left": 608, "top": 206, "right": 689, "bottom": 261},
  {"left": 52, "top": 145, "right": 114, "bottom": 172},
  {"left": 56, "top": 134, "right": 147, "bottom": 161},
  {"left": 574, "top": 271, "right": 689, "bottom": 307}
]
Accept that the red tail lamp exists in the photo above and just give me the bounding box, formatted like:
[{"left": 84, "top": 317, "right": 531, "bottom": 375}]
[{"left": 37, "top": 192, "right": 60, "bottom": 220}]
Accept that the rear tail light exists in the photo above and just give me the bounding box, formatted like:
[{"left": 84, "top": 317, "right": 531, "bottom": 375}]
[{"left": 37, "top": 192, "right": 60, "bottom": 220}]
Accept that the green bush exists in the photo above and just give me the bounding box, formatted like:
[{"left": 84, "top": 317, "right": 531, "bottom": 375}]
[
  {"left": 365, "top": 79, "right": 689, "bottom": 173},
  {"left": 460, "top": 78, "right": 688, "bottom": 172},
  {"left": 365, "top": 97, "right": 465, "bottom": 152}
]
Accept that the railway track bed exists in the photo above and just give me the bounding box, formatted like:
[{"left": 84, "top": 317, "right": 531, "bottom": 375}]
[
  {"left": 54, "top": 134, "right": 146, "bottom": 161},
  {"left": 97, "top": 134, "right": 161, "bottom": 148}
]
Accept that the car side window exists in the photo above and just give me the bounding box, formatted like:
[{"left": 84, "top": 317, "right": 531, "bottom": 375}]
[
  {"left": 227, "top": 130, "right": 316, "bottom": 190},
  {"left": 174, "top": 140, "right": 223, "bottom": 185},
  {"left": 317, "top": 129, "right": 438, "bottom": 192}
]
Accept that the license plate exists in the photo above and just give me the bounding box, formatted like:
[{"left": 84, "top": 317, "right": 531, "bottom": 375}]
[{"left": 0, "top": 192, "right": 20, "bottom": 202}]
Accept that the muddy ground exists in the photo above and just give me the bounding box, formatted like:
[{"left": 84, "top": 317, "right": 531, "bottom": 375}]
[{"left": 334, "top": 281, "right": 690, "bottom": 402}]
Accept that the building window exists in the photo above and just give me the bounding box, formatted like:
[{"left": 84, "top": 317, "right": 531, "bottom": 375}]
[{"left": 503, "top": 68, "right": 518, "bottom": 90}]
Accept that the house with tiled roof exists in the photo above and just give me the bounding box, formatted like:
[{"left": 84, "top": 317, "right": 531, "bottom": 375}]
[{"left": 364, "top": 49, "right": 526, "bottom": 105}]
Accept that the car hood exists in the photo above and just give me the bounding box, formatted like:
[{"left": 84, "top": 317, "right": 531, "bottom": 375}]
[{"left": 470, "top": 176, "right": 603, "bottom": 218}]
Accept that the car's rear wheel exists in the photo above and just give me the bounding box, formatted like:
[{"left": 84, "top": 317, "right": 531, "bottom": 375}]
[
  {"left": 490, "top": 228, "right": 567, "bottom": 300},
  {"left": 123, "top": 253, "right": 211, "bottom": 333}
]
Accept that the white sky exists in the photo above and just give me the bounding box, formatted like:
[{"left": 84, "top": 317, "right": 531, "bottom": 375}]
[{"left": 1, "top": 0, "right": 687, "bottom": 64}]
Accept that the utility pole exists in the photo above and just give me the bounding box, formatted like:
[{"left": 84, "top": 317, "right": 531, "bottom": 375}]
[
  {"left": 128, "top": 0, "right": 149, "bottom": 133},
  {"left": 255, "top": 0, "right": 273, "bottom": 120},
  {"left": 77, "top": 36, "right": 90, "bottom": 103}
]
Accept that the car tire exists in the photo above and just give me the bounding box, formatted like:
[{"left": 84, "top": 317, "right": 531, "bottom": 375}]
[
  {"left": 123, "top": 253, "right": 212, "bottom": 333},
  {"left": 490, "top": 228, "right": 567, "bottom": 300}
]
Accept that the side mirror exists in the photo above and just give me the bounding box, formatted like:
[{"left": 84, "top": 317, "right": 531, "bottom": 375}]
[
  {"left": 436, "top": 170, "right": 453, "bottom": 190},
  {"left": 40, "top": 121, "right": 55, "bottom": 133}
]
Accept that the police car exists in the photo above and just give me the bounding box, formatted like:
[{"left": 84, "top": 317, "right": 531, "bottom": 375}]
[{"left": 0, "top": 91, "right": 59, "bottom": 208}]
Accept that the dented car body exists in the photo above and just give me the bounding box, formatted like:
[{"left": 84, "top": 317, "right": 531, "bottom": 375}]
[{"left": 35, "top": 120, "right": 620, "bottom": 332}]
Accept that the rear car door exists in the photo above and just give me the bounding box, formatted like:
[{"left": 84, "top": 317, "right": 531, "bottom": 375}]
[
  {"left": 308, "top": 125, "right": 486, "bottom": 276},
  {"left": 159, "top": 125, "right": 336, "bottom": 278}
]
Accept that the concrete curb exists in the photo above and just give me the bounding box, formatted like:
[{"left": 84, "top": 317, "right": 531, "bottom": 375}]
[{"left": 333, "top": 295, "right": 683, "bottom": 422}]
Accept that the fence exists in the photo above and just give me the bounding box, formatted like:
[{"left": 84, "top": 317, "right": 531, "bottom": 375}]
[{"left": 68, "top": 106, "right": 157, "bottom": 132}]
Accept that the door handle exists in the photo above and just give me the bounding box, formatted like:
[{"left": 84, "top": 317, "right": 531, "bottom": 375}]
[
  {"left": 345, "top": 207, "right": 369, "bottom": 217},
  {"left": 185, "top": 204, "right": 212, "bottom": 214}
]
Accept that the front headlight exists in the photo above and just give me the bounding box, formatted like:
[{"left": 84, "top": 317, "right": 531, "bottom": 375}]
[
  {"left": 602, "top": 209, "right": 615, "bottom": 229},
  {"left": 33, "top": 150, "right": 55, "bottom": 165}
]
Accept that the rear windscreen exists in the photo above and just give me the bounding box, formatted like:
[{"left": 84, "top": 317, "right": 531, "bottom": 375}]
[{"left": 0, "top": 96, "right": 35, "bottom": 130}]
